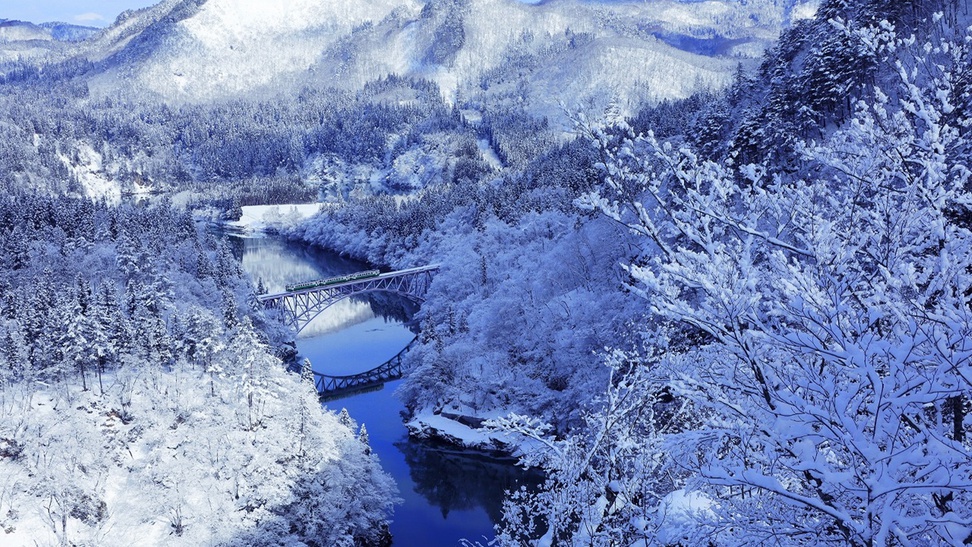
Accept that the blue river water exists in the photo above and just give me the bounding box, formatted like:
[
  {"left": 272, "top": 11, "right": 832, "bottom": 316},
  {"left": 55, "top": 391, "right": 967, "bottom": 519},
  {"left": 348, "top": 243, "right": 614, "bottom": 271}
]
[{"left": 230, "top": 234, "right": 538, "bottom": 546}]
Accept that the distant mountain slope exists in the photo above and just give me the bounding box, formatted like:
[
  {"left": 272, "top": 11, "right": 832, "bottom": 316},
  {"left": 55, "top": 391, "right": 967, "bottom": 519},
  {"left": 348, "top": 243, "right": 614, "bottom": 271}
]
[
  {"left": 39, "top": 22, "right": 100, "bottom": 42},
  {"left": 0, "top": 20, "right": 98, "bottom": 63},
  {"left": 0, "top": 0, "right": 820, "bottom": 198},
  {"left": 80, "top": 0, "right": 818, "bottom": 120},
  {"left": 0, "top": 20, "right": 52, "bottom": 42}
]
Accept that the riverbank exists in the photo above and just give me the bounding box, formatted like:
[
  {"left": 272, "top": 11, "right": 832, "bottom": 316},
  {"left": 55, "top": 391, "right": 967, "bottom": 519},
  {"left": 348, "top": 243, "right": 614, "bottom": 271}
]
[
  {"left": 406, "top": 410, "right": 519, "bottom": 454},
  {"left": 223, "top": 203, "right": 325, "bottom": 234},
  {"left": 231, "top": 230, "right": 539, "bottom": 546}
]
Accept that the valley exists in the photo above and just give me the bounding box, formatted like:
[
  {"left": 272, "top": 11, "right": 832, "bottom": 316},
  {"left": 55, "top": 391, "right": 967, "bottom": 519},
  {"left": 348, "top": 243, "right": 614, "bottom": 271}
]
[{"left": 1, "top": 0, "right": 971, "bottom": 545}]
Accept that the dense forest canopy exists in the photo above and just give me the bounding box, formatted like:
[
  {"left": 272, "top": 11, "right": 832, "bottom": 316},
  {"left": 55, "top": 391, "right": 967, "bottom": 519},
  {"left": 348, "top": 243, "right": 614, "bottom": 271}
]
[
  {"left": 0, "top": 76, "right": 499, "bottom": 205},
  {"left": 0, "top": 194, "right": 396, "bottom": 545},
  {"left": 294, "top": 0, "right": 972, "bottom": 544}
]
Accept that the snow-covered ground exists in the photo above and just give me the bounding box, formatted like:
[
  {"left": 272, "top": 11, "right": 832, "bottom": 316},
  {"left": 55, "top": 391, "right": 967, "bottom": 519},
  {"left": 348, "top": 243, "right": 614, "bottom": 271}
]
[
  {"left": 407, "top": 410, "right": 517, "bottom": 452},
  {"left": 476, "top": 138, "right": 503, "bottom": 171},
  {"left": 0, "top": 20, "right": 52, "bottom": 42},
  {"left": 96, "top": 0, "right": 422, "bottom": 101},
  {"left": 0, "top": 361, "right": 394, "bottom": 546},
  {"left": 224, "top": 203, "right": 324, "bottom": 234},
  {"left": 59, "top": 142, "right": 122, "bottom": 204}
]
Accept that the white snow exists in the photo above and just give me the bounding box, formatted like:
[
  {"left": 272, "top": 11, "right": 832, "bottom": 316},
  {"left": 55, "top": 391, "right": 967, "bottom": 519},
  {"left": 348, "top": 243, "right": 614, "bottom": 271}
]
[
  {"left": 225, "top": 203, "right": 324, "bottom": 234},
  {"left": 477, "top": 139, "right": 504, "bottom": 171},
  {"left": 0, "top": 361, "right": 392, "bottom": 545},
  {"left": 58, "top": 142, "right": 122, "bottom": 204},
  {"left": 89, "top": 0, "right": 798, "bottom": 118},
  {"left": 655, "top": 489, "right": 716, "bottom": 544},
  {"left": 791, "top": 2, "right": 820, "bottom": 22},
  {"left": 0, "top": 22, "right": 52, "bottom": 43},
  {"left": 129, "top": 0, "right": 422, "bottom": 102},
  {"left": 407, "top": 409, "right": 515, "bottom": 451}
]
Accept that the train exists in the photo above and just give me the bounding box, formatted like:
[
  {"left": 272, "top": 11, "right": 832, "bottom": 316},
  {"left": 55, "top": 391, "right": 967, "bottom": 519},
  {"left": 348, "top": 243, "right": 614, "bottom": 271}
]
[{"left": 285, "top": 269, "right": 381, "bottom": 292}]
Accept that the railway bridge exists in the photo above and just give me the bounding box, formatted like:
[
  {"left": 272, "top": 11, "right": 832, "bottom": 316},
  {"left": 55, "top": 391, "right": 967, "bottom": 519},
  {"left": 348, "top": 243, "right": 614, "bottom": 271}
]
[
  {"left": 258, "top": 264, "right": 438, "bottom": 400},
  {"left": 257, "top": 264, "right": 439, "bottom": 334}
]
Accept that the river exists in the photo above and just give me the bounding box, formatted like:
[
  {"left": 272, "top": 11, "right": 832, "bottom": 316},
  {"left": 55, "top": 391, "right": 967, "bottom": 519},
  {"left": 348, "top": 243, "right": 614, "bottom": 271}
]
[{"left": 229, "top": 233, "right": 539, "bottom": 547}]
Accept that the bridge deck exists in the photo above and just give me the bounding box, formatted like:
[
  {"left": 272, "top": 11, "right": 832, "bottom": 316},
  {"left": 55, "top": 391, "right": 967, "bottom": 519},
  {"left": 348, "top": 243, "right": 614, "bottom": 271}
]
[
  {"left": 257, "top": 264, "right": 441, "bottom": 302},
  {"left": 257, "top": 264, "right": 438, "bottom": 334}
]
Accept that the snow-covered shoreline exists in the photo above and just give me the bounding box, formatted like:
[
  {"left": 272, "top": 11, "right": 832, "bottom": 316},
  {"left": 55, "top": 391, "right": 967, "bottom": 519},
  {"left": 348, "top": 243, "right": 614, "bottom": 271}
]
[
  {"left": 405, "top": 408, "right": 543, "bottom": 460},
  {"left": 222, "top": 203, "right": 325, "bottom": 234}
]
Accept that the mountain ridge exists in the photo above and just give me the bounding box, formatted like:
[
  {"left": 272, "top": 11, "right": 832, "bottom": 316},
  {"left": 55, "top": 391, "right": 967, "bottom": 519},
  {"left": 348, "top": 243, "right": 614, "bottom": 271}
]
[
  {"left": 71, "top": 0, "right": 818, "bottom": 122},
  {"left": 0, "top": 19, "right": 99, "bottom": 63}
]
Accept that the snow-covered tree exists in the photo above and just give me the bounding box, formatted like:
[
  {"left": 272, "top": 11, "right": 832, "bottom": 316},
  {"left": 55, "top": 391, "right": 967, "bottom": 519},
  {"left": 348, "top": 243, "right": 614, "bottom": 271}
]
[
  {"left": 491, "top": 348, "right": 681, "bottom": 546},
  {"left": 551, "top": 20, "right": 972, "bottom": 546},
  {"left": 0, "top": 194, "right": 400, "bottom": 545}
]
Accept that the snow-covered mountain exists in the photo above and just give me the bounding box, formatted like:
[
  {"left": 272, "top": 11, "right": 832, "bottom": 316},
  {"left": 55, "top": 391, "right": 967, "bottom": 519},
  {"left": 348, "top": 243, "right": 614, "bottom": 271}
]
[
  {"left": 79, "top": 0, "right": 817, "bottom": 120},
  {"left": 0, "top": 0, "right": 821, "bottom": 200},
  {"left": 0, "top": 20, "right": 52, "bottom": 42},
  {"left": 0, "top": 20, "right": 98, "bottom": 63},
  {"left": 39, "top": 22, "right": 101, "bottom": 42}
]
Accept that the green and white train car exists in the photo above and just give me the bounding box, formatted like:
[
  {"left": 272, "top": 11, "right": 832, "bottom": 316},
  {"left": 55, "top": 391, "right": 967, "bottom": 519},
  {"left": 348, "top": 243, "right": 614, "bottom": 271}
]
[{"left": 285, "top": 269, "right": 380, "bottom": 292}]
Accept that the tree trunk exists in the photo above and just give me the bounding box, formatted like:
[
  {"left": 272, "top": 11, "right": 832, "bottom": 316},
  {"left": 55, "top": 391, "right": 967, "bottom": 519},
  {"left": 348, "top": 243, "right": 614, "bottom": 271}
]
[{"left": 950, "top": 395, "right": 965, "bottom": 442}]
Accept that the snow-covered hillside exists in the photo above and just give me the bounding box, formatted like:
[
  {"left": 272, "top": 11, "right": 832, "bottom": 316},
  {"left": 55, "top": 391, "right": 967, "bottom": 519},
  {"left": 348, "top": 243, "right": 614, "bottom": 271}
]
[
  {"left": 39, "top": 22, "right": 100, "bottom": 43},
  {"left": 0, "top": 20, "right": 51, "bottom": 42},
  {"left": 93, "top": 0, "right": 418, "bottom": 100},
  {"left": 0, "top": 20, "right": 98, "bottom": 63},
  {"left": 85, "top": 0, "right": 818, "bottom": 120}
]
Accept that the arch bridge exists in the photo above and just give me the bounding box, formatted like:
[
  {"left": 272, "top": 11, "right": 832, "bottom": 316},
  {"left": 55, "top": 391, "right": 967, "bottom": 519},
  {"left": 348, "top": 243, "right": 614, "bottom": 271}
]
[{"left": 257, "top": 264, "right": 439, "bottom": 334}]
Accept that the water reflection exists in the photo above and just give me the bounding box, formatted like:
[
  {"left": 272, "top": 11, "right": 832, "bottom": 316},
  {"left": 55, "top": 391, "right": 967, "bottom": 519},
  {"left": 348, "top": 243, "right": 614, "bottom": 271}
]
[
  {"left": 397, "top": 440, "right": 544, "bottom": 523},
  {"left": 301, "top": 315, "right": 416, "bottom": 376},
  {"left": 227, "top": 235, "right": 369, "bottom": 293},
  {"left": 230, "top": 232, "right": 539, "bottom": 546},
  {"left": 366, "top": 290, "right": 421, "bottom": 328},
  {"left": 651, "top": 31, "right": 749, "bottom": 57},
  {"left": 229, "top": 235, "right": 419, "bottom": 334}
]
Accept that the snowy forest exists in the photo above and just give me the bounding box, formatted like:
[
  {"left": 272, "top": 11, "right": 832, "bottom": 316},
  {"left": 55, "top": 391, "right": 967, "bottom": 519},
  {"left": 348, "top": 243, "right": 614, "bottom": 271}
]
[
  {"left": 0, "top": 195, "right": 395, "bottom": 545},
  {"left": 1, "top": 0, "right": 971, "bottom": 545}
]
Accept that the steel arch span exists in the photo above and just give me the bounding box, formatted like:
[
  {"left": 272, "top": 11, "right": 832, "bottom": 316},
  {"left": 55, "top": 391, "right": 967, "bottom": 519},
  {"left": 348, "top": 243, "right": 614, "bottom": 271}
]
[{"left": 257, "top": 264, "right": 439, "bottom": 334}]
